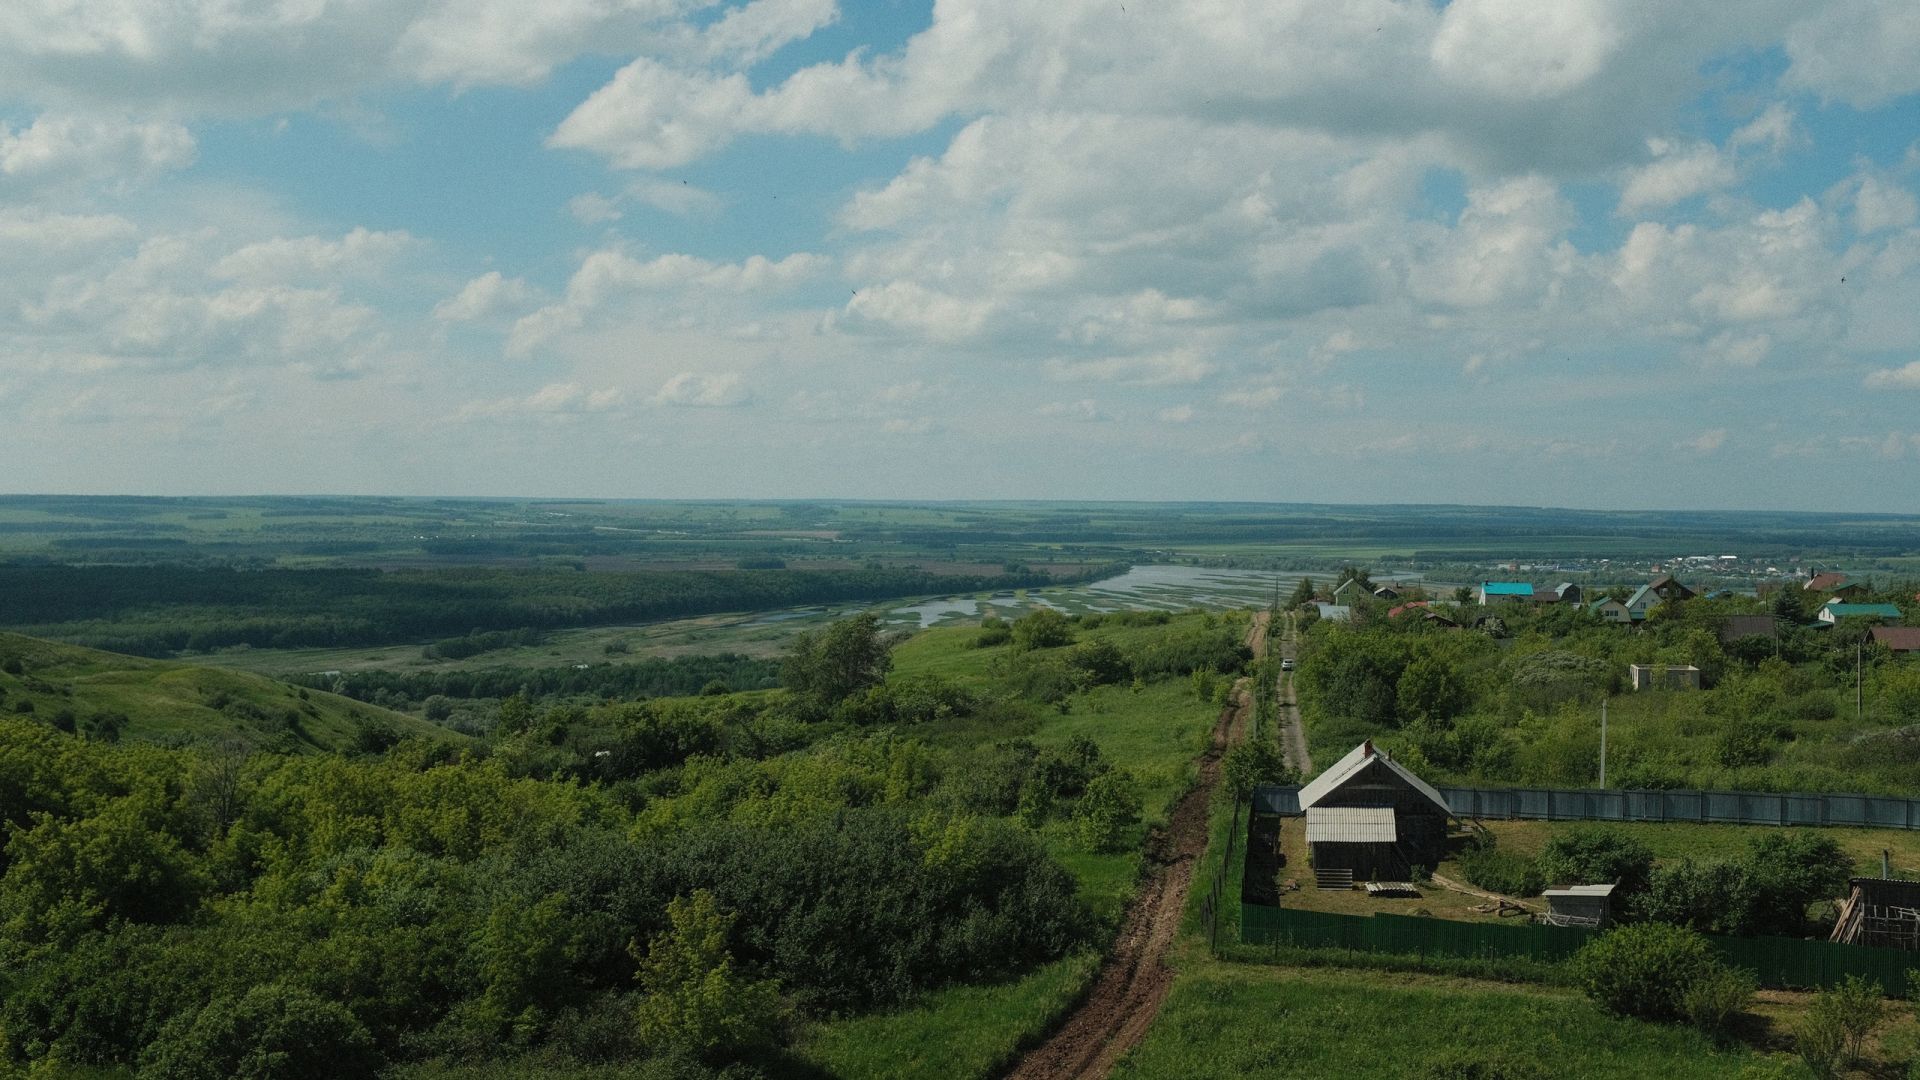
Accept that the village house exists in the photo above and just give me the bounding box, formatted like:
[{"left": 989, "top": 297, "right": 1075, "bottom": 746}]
[
  {"left": 1587, "top": 595, "right": 1635, "bottom": 624},
  {"left": 1478, "top": 582, "right": 1533, "bottom": 605},
  {"left": 1717, "top": 614, "right": 1782, "bottom": 646},
  {"left": 1299, "top": 741, "right": 1452, "bottom": 884},
  {"left": 1805, "top": 572, "right": 1869, "bottom": 600},
  {"left": 1818, "top": 600, "right": 1904, "bottom": 626},
  {"left": 1870, "top": 627, "right": 1920, "bottom": 655}
]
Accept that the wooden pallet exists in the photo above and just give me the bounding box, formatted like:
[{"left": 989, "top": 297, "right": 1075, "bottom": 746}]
[
  {"left": 1315, "top": 868, "right": 1354, "bottom": 890},
  {"left": 1364, "top": 881, "right": 1420, "bottom": 898}
]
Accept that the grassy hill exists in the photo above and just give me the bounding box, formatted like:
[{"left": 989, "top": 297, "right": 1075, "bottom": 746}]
[{"left": 0, "top": 631, "right": 455, "bottom": 753}]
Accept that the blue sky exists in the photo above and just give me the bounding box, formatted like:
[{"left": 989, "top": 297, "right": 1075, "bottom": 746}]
[{"left": 2, "top": 0, "right": 1919, "bottom": 511}]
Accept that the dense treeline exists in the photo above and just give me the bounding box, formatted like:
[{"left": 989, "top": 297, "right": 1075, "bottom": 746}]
[
  {"left": 0, "top": 563, "right": 1122, "bottom": 658},
  {"left": 1292, "top": 582, "right": 1920, "bottom": 793},
  {"left": 311, "top": 654, "right": 783, "bottom": 713},
  {"left": 0, "top": 609, "right": 1246, "bottom": 1076}
]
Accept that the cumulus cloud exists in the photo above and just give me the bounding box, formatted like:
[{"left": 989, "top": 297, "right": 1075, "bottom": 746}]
[
  {"left": 458, "top": 381, "right": 625, "bottom": 420},
  {"left": 1679, "top": 428, "right": 1728, "bottom": 453},
  {"left": 434, "top": 271, "right": 535, "bottom": 322},
  {"left": 653, "top": 371, "right": 751, "bottom": 407},
  {"left": 1865, "top": 361, "right": 1920, "bottom": 389},
  {"left": 0, "top": 114, "right": 194, "bottom": 190},
  {"left": 509, "top": 249, "right": 826, "bottom": 354},
  {"left": 211, "top": 228, "right": 416, "bottom": 284}
]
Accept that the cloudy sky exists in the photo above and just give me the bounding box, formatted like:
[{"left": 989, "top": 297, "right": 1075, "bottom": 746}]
[{"left": 3, "top": 0, "right": 1919, "bottom": 510}]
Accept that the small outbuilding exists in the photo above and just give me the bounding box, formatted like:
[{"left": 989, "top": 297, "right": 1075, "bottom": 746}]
[
  {"left": 1544, "top": 883, "right": 1617, "bottom": 928},
  {"left": 1831, "top": 878, "right": 1920, "bottom": 950},
  {"left": 1299, "top": 741, "right": 1451, "bottom": 883},
  {"left": 1628, "top": 663, "right": 1701, "bottom": 691}
]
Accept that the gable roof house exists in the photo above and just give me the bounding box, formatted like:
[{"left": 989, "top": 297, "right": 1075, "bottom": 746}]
[
  {"left": 1647, "top": 574, "right": 1696, "bottom": 602},
  {"left": 1478, "top": 582, "right": 1534, "bottom": 605},
  {"left": 1371, "top": 584, "right": 1402, "bottom": 601},
  {"left": 1717, "top": 614, "right": 1782, "bottom": 646},
  {"left": 1819, "top": 601, "right": 1904, "bottom": 626},
  {"left": 1806, "top": 572, "right": 1868, "bottom": 599},
  {"left": 1299, "top": 741, "right": 1452, "bottom": 883},
  {"left": 1331, "top": 578, "right": 1367, "bottom": 602},
  {"left": 1588, "top": 596, "right": 1635, "bottom": 624},
  {"left": 1871, "top": 627, "right": 1920, "bottom": 655}
]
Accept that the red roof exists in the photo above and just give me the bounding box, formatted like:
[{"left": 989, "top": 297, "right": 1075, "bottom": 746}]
[
  {"left": 1388, "top": 601, "right": 1431, "bottom": 618},
  {"left": 1872, "top": 627, "right": 1920, "bottom": 652},
  {"left": 1806, "top": 572, "right": 1852, "bottom": 591}
]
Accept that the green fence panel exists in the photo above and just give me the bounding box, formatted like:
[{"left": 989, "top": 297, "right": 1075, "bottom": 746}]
[{"left": 1242, "top": 903, "right": 1915, "bottom": 995}]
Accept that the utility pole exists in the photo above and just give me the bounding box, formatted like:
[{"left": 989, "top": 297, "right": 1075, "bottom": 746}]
[
  {"left": 1857, "top": 644, "right": 1864, "bottom": 722},
  {"left": 1599, "top": 697, "right": 1608, "bottom": 789}
]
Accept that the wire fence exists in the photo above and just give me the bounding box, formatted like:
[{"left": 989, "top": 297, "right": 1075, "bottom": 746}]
[
  {"left": 1198, "top": 796, "right": 1242, "bottom": 954},
  {"left": 1253, "top": 782, "right": 1920, "bottom": 830},
  {"left": 1240, "top": 904, "right": 1920, "bottom": 995}
]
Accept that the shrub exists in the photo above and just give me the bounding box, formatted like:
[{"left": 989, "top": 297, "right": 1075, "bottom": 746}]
[
  {"left": 1797, "top": 1000, "right": 1847, "bottom": 1080},
  {"left": 1010, "top": 608, "right": 1074, "bottom": 651},
  {"left": 1537, "top": 826, "right": 1653, "bottom": 897},
  {"left": 1074, "top": 768, "right": 1142, "bottom": 853},
  {"left": 1571, "top": 923, "right": 1723, "bottom": 1023},
  {"left": 140, "top": 983, "right": 381, "bottom": 1080},
  {"left": 1415, "top": 1050, "right": 1547, "bottom": 1080},
  {"left": 1457, "top": 846, "right": 1545, "bottom": 898},
  {"left": 1681, "top": 965, "right": 1755, "bottom": 1042},
  {"left": 631, "top": 890, "right": 783, "bottom": 1063},
  {"left": 1221, "top": 739, "right": 1295, "bottom": 796}
]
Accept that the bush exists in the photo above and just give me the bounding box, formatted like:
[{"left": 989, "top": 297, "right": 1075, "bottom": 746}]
[
  {"left": 1415, "top": 1050, "right": 1547, "bottom": 1080},
  {"left": 1571, "top": 923, "right": 1724, "bottom": 1023},
  {"left": 631, "top": 891, "right": 783, "bottom": 1063},
  {"left": 1221, "top": 739, "right": 1294, "bottom": 796},
  {"left": 140, "top": 983, "right": 381, "bottom": 1080},
  {"left": 1457, "top": 845, "right": 1545, "bottom": 898},
  {"left": 1537, "top": 826, "right": 1653, "bottom": 897},
  {"left": 1010, "top": 608, "right": 1074, "bottom": 651},
  {"left": 1074, "top": 768, "right": 1142, "bottom": 853},
  {"left": 1681, "top": 965, "right": 1755, "bottom": 1042}
]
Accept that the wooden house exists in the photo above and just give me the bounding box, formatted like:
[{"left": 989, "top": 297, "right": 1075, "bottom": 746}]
[{"left": 1299, "top": 741, "right": 1451, "bottom": 883}]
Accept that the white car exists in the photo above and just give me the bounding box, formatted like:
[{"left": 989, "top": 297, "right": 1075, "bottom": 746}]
[{"left": 1280, "top": 658, "right": 1294, "bottom": 671}]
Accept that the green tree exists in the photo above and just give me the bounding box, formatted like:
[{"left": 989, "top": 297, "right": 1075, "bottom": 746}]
[
  {"left": 1289, "top": 577, "right": 1318, "bottom": 609},
  {"left": 1222, "top": 739, "right": 1294, "bottom": 795},
  {"left": 782, "top": 613, "right": 892, "bottom": 709},
  {"left": 1571, "top": 922, "right": 1724, "bottom": 1023},
  {"left": 632, "top": 890, "right": 783, "bottom": 1062},
  {"left": 140, "top": 983, "right": 380, "bottom": 1080},
  {"left": 1396, "top": 655, "right": 1469, "bottom": 726},
  {"left": 1010, "top": 608, "right": 1074, "bottom": 651},
  {"left": 1073, "top": 768, "right": 1142, "bottom": 852},
  {"left": 1537, "top": 825, "right": 1653, "bottom": 897}
]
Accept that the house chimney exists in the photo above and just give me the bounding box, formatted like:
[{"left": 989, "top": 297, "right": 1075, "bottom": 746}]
[{"left": 1362, "top": 739, "right": 1373, "bottom": 757}]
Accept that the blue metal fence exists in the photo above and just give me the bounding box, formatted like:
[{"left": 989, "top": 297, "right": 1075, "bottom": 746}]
[{"left": 1253, "top": 783, "right": 1920, "bottom": 829}]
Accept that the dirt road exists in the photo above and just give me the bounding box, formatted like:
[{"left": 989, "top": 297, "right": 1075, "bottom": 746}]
[
  {"left": 1000, "top": 613, "right": 1264, "bottom": 1080},
  {"left": 1273, "top": 613, "right": 1312, "bottom": 775}
]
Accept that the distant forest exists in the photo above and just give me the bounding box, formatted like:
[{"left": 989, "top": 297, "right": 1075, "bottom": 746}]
[{"left": 0, "top": 564, "right": 1121, "bottom": 658}]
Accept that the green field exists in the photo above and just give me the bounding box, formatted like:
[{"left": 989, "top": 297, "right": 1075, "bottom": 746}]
[{"left": 0, "top": 632, "right": 445, "bottom": 752}]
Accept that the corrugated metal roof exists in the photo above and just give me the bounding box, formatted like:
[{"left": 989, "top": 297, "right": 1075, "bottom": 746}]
[
  {"left": 1481, "top": 582, "right": 1532, "bottom": 596},
  {"left": 1306, "top": 806, "right": 1397, "bottom": 843},
  {"left": 1545, "top": 883, "right": 1617, "bottom": 898},
  {"left": 1298, "top": 742, "right": 1452, "bottom": 816}
]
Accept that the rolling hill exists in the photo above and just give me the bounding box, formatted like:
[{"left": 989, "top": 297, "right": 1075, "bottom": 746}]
[{"left": 0, "top": 631, "right": 456, "bottom": 753}]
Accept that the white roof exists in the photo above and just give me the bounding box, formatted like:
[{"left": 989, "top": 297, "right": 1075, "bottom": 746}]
[
  {"left": 1544, "top": 883, "right": 1618, "bottom": 898},
  {"left": 1297, "top": 741, "right": 1452, "bottom": 816},
  {"left": 1306, "top": 806, "right": 1397, "bottom": 843}
]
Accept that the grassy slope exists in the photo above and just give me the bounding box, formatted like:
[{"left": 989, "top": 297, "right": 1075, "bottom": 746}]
[
  {"left": 1110, "top": 963, "right": 1771, "bottom": 1079},
  {"left": 0, "top": 631, "right": 452, "bottom": 752},
  {"left": 798, "top": 616, "right": 1229, "bottom": 1079}
]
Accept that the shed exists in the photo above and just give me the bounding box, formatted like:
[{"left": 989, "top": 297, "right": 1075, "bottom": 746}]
[
  {"left": 1299, "top": 741, "right": 1451, "bottom": 882},
  {"left": 1628, "top": 663, "right": 1701, "bottom": 691},
  {"left": 1544, "top": 883, "right": 1617, "bottom": 928},
  {"left": 1831, "top": 878, "right": 1920, "bottom": 950},
  {"left": 1478, "top": 582, "right": 1533, "bottom": 605}
]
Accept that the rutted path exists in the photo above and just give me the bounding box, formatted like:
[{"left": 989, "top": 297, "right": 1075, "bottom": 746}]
[
  {"left": 1000, "top": 612, "right": 1266, "bottom": 1080},
  {"left": 1274, "top": 612, "right": 1312, "bottom": 775}
]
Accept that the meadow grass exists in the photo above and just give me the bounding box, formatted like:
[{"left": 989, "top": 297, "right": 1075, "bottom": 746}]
[
  {"left": 797, "top": 951, "right": 1101, "bottom": 1080},
  {"left": 1111, "top": 962, "right": 1776, "bottom": 1079}
]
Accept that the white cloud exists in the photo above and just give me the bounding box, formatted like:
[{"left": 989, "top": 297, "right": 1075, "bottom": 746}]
[
  {"left": 568, "top": 192, "right": 623, "bottom": 225},
  {"left": 0, "top": 114, "right": 194, "bottom": 190},
  {"left": 1854, "top": 177, "right": 1919, "bottom": 234},
  {"left": 510, "top": 249, "right": 826, "bottom": 354},
  {"left": 458, "top": 381, "right": 626, "bottom": 420},
  {"left": 653, "top": 371, "right": 750, "bottom": 407},
  {"left": 1157, "top": 404, "right": 1195, "bottom": 424},
  {"left": 1679, "top": 428, "right": 1728, "bottom": 453},
  {"left": 1729, "top": 104, "right": 1795, "bottom": 154},
  {"left": 434, "top": 271, "right": 534, "bottom": 322},
  {"left": 1783, "top": 0, "right": 1920, "bottom": 108},
  {"left": 210, "top": 227, "right": 416, "bottom": 284},
  {"left": 1865, "top": 361, "right": 1920, "bottom": 389},
  {"left": 1044, "top": 348, "right": 1214, "bottom": 386},
  {"left": 1036, "top": 399, "right": 1104, "bottom": 422},
  {"left": 1617, "top": 138, "right": 1736, "bottom": 214}
]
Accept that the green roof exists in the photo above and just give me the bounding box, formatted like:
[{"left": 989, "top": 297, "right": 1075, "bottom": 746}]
[{"left": 1824, "top": 603, "right": 1902, "bottom": 619}]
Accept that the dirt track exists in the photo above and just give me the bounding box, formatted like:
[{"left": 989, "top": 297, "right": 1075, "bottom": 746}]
[
  {"left": 1000, "top": 613, "right": 1264, "bottom": 1080},
  {"left": 1273, "top": 612, "right": 1312, "bottom": 775}
]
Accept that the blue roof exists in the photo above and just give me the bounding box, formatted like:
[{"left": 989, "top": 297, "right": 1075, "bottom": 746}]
[{"left": 1481, "top": 582, "right": 1533, "bottom": 596}]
